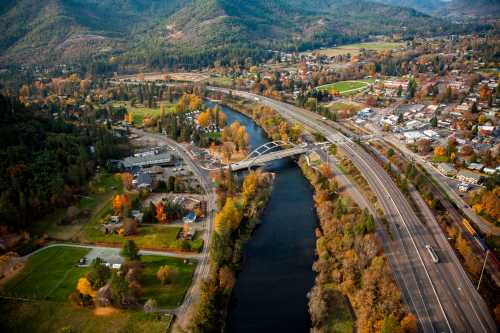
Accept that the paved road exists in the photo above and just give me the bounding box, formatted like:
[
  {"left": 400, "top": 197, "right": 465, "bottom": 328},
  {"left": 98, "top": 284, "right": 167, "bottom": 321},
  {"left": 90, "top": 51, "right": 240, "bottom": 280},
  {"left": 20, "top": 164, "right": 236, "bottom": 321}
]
[
  {"left": 22, "top": 243, "right": 201, "bottom": 260},
  {"left": 210, "top": 88, "right": 496, "bottom": 333},
  {"left": 131, "top": 129, "right": 216, "bottom": 326}
]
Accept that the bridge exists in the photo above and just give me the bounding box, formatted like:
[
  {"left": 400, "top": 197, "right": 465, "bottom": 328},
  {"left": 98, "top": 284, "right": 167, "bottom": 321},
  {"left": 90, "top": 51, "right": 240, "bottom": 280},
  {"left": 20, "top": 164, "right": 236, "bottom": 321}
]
[{"left": 229, "top": 141, "right": 329, "bottom": 171}]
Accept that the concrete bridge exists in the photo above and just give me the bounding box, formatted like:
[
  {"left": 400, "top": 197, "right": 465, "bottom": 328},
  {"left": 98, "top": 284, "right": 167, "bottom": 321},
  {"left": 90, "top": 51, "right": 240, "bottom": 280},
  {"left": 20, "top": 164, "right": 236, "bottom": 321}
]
[{"left": 229, "top": 140, "right": 329, "bottom": 171}]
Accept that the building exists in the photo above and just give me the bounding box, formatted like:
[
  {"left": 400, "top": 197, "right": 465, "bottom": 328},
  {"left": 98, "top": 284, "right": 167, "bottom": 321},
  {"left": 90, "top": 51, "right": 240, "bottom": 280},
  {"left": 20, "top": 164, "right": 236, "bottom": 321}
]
[
  {"left": 403, "top": 131, "right": 425, "bottom": 144},
  {"left": 437, "top": 163, "right": 457, "bottom": 177},
  {"left": 457, "top": 169, "right": 482, "bottom": 184},
  {"left": 467, "top": 163, "right": 484, "bottom": 172},
  {"left": 135, "top": 172, "right": 153, "bottom": 191},
  {"left": 122, "top": 152, "right": 174, "bottom": 169}
]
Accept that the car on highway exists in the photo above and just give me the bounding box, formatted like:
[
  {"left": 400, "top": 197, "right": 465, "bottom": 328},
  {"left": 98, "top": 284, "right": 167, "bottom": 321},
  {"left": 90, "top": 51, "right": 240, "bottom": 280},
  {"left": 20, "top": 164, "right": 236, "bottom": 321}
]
[{"left": 426, "top": 244, "right": 439, "bottom": 263}]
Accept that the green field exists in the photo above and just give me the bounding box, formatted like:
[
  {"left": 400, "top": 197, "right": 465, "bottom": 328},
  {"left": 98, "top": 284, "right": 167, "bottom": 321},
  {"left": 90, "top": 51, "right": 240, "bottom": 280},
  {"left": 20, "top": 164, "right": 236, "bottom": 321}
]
[
  {"left": 317, "top": 80, "right": 373, "bottom": 94},
  {"left": 112, "top": 101, "right": 175, "bottom": 125},
  {"left": 0, "top": 300, "right": 172, "bottom": 333},
  {"left": 1, "top": 246, "right": 195, "bottom": 309},
  {"left": 141, "top": 255, "right": 197, "bottom": 308},
  {"left": 306, "top": 41, "right": 405, "bottom": 57},
  {"left": 325, "top": 290, "right": 354, "bottom": 333},
  {"left": 1, "top": 246, "right": 90, "bottom": 301}
]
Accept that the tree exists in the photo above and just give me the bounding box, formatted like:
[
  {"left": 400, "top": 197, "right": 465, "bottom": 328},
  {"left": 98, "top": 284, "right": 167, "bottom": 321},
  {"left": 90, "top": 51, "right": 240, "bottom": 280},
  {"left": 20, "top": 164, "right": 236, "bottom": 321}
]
[
  {"left": 112, "top": 194, "right": 123, "bottom": 215},
  {"left": 121, "top": 240, "right": 140, "bottom": 261},
  {"left": 121, "top": 173, "right": 133, "bottom": 190},
  {"left": 242, "top": 172, "right": 257, "bottom": 200},
  {"left": 155, "top": 201, "right": 168, "bottom": 223},
  {"left": 157, "top": 265, "right": 177, "bottom": 285},
  {"left": 218, "top": 266, "right": 236, "bottom": 290},
  {"left": 434, "top": 146, "right": 446, "bottom": 158},
  {"left": 123, "top": 218, "right": 138, "bottom": 236},
  {"left": 77, "top": 277, "right": 96, "bottom": 298},
  {"left": 215, "top": 197, "right": 242, "bottom": 234},
  {"left": 400, "top": 313, "right": 417, "bottom": 333},
  {"left": 87, "top": 257, "right": 111, "bottom": 289},
  {"left": 430, "top": 116, "right": 438, "bottom": 128},
  {"left": 197, "top": 111, "right": 211, "bottom": 128}
]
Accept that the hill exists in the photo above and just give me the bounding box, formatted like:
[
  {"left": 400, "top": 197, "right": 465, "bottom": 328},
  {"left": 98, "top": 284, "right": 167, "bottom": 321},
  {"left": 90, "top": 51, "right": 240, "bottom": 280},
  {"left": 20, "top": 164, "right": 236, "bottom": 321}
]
[{"left": 0, "top": 0, "right": 467, "bottom": 69}]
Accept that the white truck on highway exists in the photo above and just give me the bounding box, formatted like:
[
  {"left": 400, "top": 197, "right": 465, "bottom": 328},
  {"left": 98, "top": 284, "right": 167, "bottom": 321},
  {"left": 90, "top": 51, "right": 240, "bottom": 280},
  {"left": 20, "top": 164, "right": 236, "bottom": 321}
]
[{"left": 426, "top": 244, "right": 439, "bottom": 263}]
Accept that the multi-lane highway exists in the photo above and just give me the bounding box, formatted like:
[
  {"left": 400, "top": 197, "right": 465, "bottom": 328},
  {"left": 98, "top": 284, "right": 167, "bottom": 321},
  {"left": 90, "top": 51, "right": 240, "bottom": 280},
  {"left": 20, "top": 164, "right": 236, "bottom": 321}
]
[{"left": 209, "top": 88, "right": 496, "bottom": 333}]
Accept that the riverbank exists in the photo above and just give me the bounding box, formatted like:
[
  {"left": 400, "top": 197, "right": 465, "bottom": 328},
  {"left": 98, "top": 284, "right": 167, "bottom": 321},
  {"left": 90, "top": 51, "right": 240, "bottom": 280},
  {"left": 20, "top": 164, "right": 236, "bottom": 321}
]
[{"left": 298, "top": 157, "right": 416, "bottom": 332}]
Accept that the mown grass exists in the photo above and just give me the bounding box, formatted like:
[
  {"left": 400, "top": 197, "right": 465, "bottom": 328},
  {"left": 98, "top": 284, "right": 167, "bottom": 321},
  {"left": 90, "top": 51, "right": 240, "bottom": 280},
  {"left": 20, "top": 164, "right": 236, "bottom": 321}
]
[
  {"left": 1, "top": 246, "right": 90, "bottom": 301},
  {"left": 112, "top": 101, "right": 175, "bottom": 125},
  {"left": 317, "top": 80, "right": 374, "bottom": 94},
  {"left": 140, "top": 255, "right": 197, "bottom": 308},
  {"left": 0, "top": 300, "right": 172, "bottom": 333}
]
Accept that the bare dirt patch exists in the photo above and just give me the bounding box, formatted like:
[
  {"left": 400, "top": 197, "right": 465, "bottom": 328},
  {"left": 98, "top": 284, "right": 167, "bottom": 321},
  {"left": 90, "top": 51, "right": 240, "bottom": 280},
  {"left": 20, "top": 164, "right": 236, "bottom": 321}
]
[{"left": 94, "top": 307, "right": 118, "bottom": 316}]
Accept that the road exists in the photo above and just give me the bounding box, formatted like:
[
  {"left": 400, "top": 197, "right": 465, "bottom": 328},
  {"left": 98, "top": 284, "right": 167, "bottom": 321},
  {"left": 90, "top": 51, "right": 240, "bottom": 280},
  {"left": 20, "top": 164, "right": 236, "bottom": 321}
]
[
  {"left": 131, "top": 128, "right": 216, "bottom": 327},
  {"left": 22, "top": 243, "right": 201, "bottom": 260},
  {"left": 210, "top": 88, "right": 496, "bottom": 333}
]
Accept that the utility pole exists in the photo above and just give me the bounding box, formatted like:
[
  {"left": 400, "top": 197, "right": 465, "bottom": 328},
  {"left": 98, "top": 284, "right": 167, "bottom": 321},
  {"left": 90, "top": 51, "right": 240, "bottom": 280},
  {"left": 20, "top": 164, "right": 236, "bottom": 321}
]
[{"left": 477, "top": 250, "right": 489, "bottom": 291}]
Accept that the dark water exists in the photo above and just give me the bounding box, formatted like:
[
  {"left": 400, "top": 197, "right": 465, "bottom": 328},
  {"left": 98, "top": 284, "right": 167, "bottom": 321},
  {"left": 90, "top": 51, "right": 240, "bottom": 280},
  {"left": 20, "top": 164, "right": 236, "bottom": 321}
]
[{"left": 207, "top": 102, "right": 317, "bottom": 333}]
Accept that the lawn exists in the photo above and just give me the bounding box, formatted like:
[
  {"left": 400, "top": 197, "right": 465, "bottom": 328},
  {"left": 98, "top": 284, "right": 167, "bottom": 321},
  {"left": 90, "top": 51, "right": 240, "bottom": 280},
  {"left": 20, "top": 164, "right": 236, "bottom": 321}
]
[
  {"left": 77, "top": 195, "right": 203, "bottom": 252},
  {"left": 0, "top": 300, "right": 172, "bottom": 333},
  {"left": 112, "top": 101, "right": 175, "bottom": 125},
  {"left": 141, "top": 255, "right": 197, "bottom": 308},
  {"left": 317, "top": 80, "right": 373, "bottom": 94},
  {"left": 1, "top": 246, "right": 90, "bottom": 301},
  {"left": 29, "top": 173, "right": 122, "bottom": 242},
  {"left": 305, "top": 41, "right": 405, "bottom": 57}
]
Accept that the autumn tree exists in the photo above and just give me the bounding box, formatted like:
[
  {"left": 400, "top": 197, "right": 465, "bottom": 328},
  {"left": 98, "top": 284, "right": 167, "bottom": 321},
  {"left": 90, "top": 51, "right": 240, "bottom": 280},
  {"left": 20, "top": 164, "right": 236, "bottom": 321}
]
[
  {"left": 215, "top": 197, "right": 242, "bottom": 234},
  {"left": 157, "top": 265, "right": 178, "bottom": 286},
  {"left": 121, "top": 173, "right": 133, "bottom": 190},
  {"left": 77, "top": 277, "right": 96, "bottom": 298},
  {"left": 155, "top": 201, "right": 168, "bottom": 224},
  {"left": 242, "top": 172, "right": 257, "bottom": 200},
  {"left": 434, "top": 146, "right": 446, "bottom": 159},
  {"left": 218, "top": 266, "right": 236, "bottom": 291}
]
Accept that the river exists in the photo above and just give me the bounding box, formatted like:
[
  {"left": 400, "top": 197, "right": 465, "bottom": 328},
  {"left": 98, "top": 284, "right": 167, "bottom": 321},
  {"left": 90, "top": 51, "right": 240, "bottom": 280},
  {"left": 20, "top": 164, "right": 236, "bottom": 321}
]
[{"left": 209, "top": 102, "right": 318, "bottom": 332}]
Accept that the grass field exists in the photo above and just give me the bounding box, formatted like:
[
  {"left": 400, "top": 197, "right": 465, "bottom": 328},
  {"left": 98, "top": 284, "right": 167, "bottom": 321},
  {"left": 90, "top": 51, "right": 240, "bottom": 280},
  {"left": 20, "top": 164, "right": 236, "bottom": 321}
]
[
  {"left": 0, "top": 300, "right": 172, "bottom": 333},
  {"left": 141, "top": 255, "right": 196, "bottom": 308},
  {"left": 1, "top": 246, "right": 90, "bottom": 301},
  {"left": 317, "top": 79, "right": 374, "bottom": 94},
  {"left": 112, "top": 101, "right": 176, "bottom": 125},
  {"left": 1, "top": 246, "right": 196, "bottom": 309},
  {"left": 306, "top": 41, "right": 405, "bottom": 57}
]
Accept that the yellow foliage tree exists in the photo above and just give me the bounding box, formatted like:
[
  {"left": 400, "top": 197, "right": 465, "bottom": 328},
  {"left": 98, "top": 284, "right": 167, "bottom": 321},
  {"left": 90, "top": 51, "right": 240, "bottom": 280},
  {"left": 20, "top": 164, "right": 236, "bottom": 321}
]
[
  {"left": 215, "top": 197, "right": 242, "bottom": 234},
  {"left": 112, "top": 194, "right": 123, "bottom": 215},
  {"left": 242, "top": 172, "right": 258, "bottom": 200},
  {"left": 197, "top": 111, "right": 211, "bottom": 128},
  {"left": 434, "top": 146, "right": 446, "bottom": 158},
  {"left": 77, "top": 277, "right": 96, "bottom": 298}
]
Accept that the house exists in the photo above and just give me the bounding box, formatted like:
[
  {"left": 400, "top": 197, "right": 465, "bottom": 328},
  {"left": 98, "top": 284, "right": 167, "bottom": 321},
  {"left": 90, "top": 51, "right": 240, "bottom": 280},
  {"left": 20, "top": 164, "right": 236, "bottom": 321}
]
[
  {"left": 131, "top": 210, "right": 144, "bottom": 223},
  {"left": 110, "top": 216, "right": 120, "bottom": 224},
  {"left": 457, "top": 169, "right": 483, "bottom": 185},
  {"left": 182, "top": 211, "right": 197, "bottom": 224},
  {"left": 483, "top": 168, "right": 497, "bottom": 175},
  {"left": 136, "top": 172, "right": 153, "bottom": 191},
  {"left": 437, "top": 163, "right": 457, "bottom": 177},
  {"left": 403, "top": 131, "right": 425, "bottom": 144}
]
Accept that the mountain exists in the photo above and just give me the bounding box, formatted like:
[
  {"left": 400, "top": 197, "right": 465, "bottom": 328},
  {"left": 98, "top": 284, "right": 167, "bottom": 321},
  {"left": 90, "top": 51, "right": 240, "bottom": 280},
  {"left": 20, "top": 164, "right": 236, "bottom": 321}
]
[
  {"left": 445, "top": 0, "right": 500, "bottom": 18},
  {"left": 0, "top": 0, "right": 466, "bottom": 69},
  {"left": 369, "top": 0, "right": 447, "bottom": 14}
]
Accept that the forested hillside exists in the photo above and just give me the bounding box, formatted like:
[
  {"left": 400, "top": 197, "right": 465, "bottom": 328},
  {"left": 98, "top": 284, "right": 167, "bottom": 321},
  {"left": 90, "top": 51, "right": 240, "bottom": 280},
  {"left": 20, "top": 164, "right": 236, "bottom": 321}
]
[
  {"left": 0, "top": 94, "right": 125, "bottom": 230},
  {"left": 0, "top": 0, "right": 473, "bottom": 69}
]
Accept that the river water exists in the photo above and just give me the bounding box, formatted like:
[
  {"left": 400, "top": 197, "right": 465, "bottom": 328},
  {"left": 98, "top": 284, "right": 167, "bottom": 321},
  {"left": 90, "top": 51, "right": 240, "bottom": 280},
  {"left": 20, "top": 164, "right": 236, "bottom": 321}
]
[{"left": 210, "top": 102, "right": 317, "bottom": 332}]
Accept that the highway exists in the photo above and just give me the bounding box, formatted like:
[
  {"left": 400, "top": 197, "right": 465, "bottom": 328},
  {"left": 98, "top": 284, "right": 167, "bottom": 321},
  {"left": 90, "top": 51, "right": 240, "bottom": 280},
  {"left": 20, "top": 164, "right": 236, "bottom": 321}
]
[{"left": 209, "top": 88, "right": 497, "bottom": 333}]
